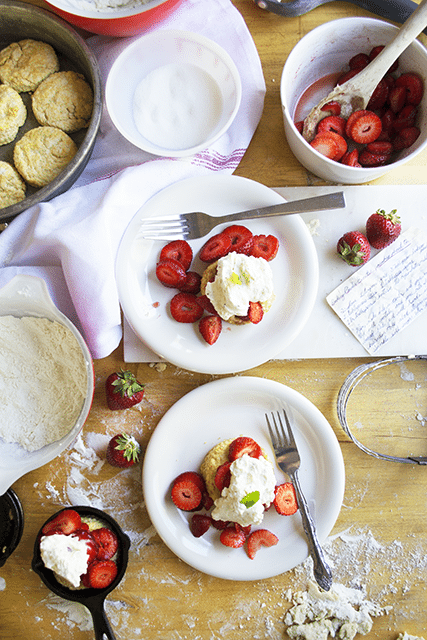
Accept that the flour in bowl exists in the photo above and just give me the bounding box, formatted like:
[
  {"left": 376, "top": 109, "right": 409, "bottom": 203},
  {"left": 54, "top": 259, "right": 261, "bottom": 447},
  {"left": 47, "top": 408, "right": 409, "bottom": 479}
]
[{"left": 0, "top": 316, "right": 87, "bottom": 452}]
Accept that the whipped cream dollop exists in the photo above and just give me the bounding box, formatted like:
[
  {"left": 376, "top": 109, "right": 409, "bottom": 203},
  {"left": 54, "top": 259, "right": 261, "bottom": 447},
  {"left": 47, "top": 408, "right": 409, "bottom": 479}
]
[
  {"left": 205, "top": 252, "right": 274, "bottom": 321},
  {"left": 211, "top": 454, "right": 276, "bottom": 527},
  {"left": 40, "top": 533, "right": 90, "bottom": 588}
]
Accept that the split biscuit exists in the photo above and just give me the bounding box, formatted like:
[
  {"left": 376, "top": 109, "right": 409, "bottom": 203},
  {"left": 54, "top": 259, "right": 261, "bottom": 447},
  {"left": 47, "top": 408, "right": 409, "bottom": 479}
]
[
  {"left": 0, "top": 161, "right": 26, "bottom": 209},
  {"left": 200, "top": 439, "right": 233, "bottom": 501},
  {"left": 32, "top": 71, "right": 93, "bottom": 133},
  {"left": 0, "top": 39, "right": 59, "bottom": 93},
  {"left": 13, "top": 126, "right": 77, "bottom": 188},
  {"left": 0, "top": 85, "right": 26, "bottom": 145}
]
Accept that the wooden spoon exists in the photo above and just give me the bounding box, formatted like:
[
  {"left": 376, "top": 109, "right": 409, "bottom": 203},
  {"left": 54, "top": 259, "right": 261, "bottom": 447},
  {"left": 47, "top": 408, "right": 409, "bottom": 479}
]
[{"left": 302, "top": 0, "right": 427, "bottom": 141}]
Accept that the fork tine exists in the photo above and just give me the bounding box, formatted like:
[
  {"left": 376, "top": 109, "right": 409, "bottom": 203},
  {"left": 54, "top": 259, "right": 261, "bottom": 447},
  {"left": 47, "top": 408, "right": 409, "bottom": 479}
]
[
  {"left": 265, "top": 413, "right": 277, "bottom": 447},
  {"left": 278, "top": 408, "right": 298, "bottom": 448}
]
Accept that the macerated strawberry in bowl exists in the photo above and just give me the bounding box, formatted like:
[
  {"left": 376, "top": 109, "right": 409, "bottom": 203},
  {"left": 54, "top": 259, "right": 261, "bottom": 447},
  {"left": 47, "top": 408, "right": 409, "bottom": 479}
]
[
  {"left": 169, "top": 436, "right": 298, "bottom": 560},
  {"left": 281, "top": 17, "right": 427, "bottom": 184},
  {"left": 155, "top": 224, "right": 279, "bottom": 345}
]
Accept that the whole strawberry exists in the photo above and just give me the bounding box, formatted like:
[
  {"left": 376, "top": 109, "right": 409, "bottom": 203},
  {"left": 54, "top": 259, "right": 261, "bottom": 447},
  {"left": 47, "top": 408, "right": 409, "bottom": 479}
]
[
  {"left": 106, "top": 433, "right": 141, "bottom": 468},
  {"left": 366, "top": 208, "right": 401, "bottom": 249},
  {"left": 105, "top": 369, "right": 144, "bottom": 410},
  {"left": 337, "top": 231, "right": 371, "bottom": 266}
]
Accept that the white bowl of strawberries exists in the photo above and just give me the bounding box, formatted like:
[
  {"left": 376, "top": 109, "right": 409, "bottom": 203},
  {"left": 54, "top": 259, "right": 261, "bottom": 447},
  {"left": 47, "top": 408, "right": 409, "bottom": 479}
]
[{"left": 280, "top": 17, "right": 427, "bottom": 184}]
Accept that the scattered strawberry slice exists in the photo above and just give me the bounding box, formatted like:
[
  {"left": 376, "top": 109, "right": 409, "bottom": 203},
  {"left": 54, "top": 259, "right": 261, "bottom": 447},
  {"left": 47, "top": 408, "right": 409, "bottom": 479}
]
[
  {"left": 340, "top": 148, "right": 360, "bottom": 167},
  {"left": 199, "top": 231, "right": 232, "bottom": 263},
  {"left": 366, "top": 208, "right": 401, "bottom": 249},
  {"left": 171, "top": 474, "right": 203, "bottom": 511},
  {"left": 228, "top": 436, "right": 262, "bottom": 461},
  {"left": 170, "top": 292, "right": 204, "bottom": 323},
  {"left": 348, "top": 52, "right": 369, "bottom": 70},
  {"left": 310, "top": 132, "right": 339, "bottom": 160},
  {"left": 395, "top": 72, "right": 424, "bottom": 105},
  {"left": 358, "top": 149, "right": 390, "bottom": 167},
  {"left": 214, "top": 461, "right": 232, "bottom": 493},
  {"left": 389, "top": 85, "right": 407, "bottom": 113},
  {"left": 106, "top": 433, "right": 141, "bottom": 467},
  {"left": 247, "top": 301, "right": 264, "bottom": 324},
  {"left": 344, "top": 109, "right": 370, "bottom": 138},
  {"left": 367, "top": 78, "right": 389, "bottom": 110},
  {"left": 393, "top": 126, "right": 420, "bottom": 150},
  {"left": 159, "top": 239, "right": 193, "bottom": 271},
  {"left": 273, "top": 482, "right": 298, "bottom": 516},
  {"left": 392, "top": 104, "right": 417, "bottom": 132},
  {"left": 317, "top": 115, "right": 346, "bottom": 137},
  {"left": 105, "top": 370, "right": 144, "bottom": 410},
  {"left": 156, "top": 258, "right": 187, "bottom": 288},
  {"left": 42, "top": 509, "right": 82, "bottom": 536},
  {"left": 197, "top": 294, "right": 219, "bottom": 315},
  {"left": 348, "top": 110, "right": 382, "bottom": 144},
  {"left": 190, "top": 514, "right": 212, "bottom": 538},
  {"left": 365, "top": 141, "right": 393, "bottom": 156},
  {"left": 246, "top": 529, "right": 279, "bottom": 559},
  {"left": 250, "top": 234, "right": 279, "bottom": 261},
  {"left": 173, "top": 471, "right": 207, "bottom": 493},
  {"left": 320, "top": 100, "right": 341, "bottom": 115},
  {"left": 219, "top": 525, "right": 247, "bottom": 548},
  {"left": 87, "top": 559, "right": 118, "bottom": 589},
  {"left": 199, "top": 314, "right": 222, "bottom": 345},
  {"left": 178, "top": 271, "right": 201, "bottom": 294},
  {"left": 92, "top": 527, "right": 119, "bottom": 561},
  {"left": 222, "top": 224, "right": 254, "bottom": 255},
  {"left": 337, "top": 231, "right": 371, "bottom": 266}
]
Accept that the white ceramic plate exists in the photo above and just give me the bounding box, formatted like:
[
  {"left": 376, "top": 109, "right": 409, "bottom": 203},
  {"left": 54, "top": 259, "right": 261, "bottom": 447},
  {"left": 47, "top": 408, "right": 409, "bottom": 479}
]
[
  {"left": 116, "top": 175, "right": 319, "bottom": 374},
  {"left": 143, "top": 376, "right": 345, "bottom": 581}
]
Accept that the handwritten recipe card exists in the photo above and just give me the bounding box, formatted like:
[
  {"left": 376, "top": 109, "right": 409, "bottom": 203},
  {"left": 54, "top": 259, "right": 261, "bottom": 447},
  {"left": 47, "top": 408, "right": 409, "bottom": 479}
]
[{"left": 327, "top": 227, "right": 427, "bottom": 355}]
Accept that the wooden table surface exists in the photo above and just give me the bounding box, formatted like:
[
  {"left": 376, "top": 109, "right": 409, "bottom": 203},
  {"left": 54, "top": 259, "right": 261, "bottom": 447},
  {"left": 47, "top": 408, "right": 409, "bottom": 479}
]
[{"left": 2, "top": 1, "right": 427, "bottom": 639}]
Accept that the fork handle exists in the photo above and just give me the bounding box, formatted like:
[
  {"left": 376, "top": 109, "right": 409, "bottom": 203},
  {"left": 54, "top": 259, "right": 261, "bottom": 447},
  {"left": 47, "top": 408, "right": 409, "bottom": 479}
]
[
  {"left": 291, "top": 471, "right": 333, "bottom": 591},
  {"left": 212, "top": 192, "right": 345, "bottom": 225}
]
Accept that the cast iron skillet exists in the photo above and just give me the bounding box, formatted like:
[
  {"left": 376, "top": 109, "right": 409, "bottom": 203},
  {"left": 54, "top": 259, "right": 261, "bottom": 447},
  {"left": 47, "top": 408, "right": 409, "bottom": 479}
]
[{"left": 32, "top": 506, "right": 130, "bottom": 640}]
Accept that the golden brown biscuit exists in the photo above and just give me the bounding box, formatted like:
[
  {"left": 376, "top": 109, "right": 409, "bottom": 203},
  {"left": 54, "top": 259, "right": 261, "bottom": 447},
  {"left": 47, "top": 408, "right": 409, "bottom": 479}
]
[
  {"left": 0, "top": 39, "right": 59, "bottom": 93},
  {"left": 32, "top": 71, "right": 93, "bottom": 133},
  {"left": 200, "top": 439, "right": 233, "bottom": 501},
  {"left": 0, "top": 85, "right": 26, "bottom": 145},
  {"left": 13, "top": 126, "right": 77, "bottom": 188},
  {"left": 0, "top": 161, "right": 26, "bottom": 209}
]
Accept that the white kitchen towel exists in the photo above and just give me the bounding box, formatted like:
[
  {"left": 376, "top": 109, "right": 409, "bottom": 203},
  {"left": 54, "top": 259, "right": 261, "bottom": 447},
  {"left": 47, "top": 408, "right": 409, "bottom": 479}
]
[{"left": 0, "top": 0, "right": 265, "bottom": 359}]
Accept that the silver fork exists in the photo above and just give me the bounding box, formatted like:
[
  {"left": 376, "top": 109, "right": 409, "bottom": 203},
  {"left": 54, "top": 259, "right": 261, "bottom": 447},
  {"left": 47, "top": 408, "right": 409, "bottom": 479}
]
[
  {"left": 138, "top": 192, "right": 345, "bottom": 241},
  {"left": 266, "top": 408, "right": 333, "bottom": 591}
]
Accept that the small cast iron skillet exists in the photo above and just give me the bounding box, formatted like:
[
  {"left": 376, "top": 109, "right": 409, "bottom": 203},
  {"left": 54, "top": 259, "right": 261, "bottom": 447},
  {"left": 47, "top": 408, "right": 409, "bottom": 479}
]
[{"left": 32, "top": 506, "right": 130, "bottom": 640}]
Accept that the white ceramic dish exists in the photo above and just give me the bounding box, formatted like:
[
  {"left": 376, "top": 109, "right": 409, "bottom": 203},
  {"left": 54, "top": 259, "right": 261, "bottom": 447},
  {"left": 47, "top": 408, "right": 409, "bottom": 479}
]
[
  {"left": 281, "top": 17, "right": 427, "bottom": 184},
  {"left": 105, "top": 30, "right": 241, "bottom": 157},
  {"left": 115, "top": 174, "right": 319, "bottom": 374},
  {"left": 143, "top": 376, "right": 345, "bottom": 581},
  {"left": 0, "top": 275, "right": 94, "bottom": 495}
]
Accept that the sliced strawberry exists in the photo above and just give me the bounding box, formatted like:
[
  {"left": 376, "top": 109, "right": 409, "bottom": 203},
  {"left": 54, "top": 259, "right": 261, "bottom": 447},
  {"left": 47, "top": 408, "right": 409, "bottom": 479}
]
[
  {"left": 219, "top": 525, "right": 247, "bottom": 548},
  {"left": 190, "top": 514, "right": 211, "bottom": 538},
  {"left": 367, "top": 78, "right": 389, "bottom": 110},
  {"left": 310, "top": 132, "right": 339, "bottom": 160},
  {"left": 336, "top": 68, "right": 359, "bottom": 85},
  {"left": 73, "top": 530, "right": 99, "bottom": 564},
  {"left": 359, "top": 149, "right": 390, "bottom": 167},
  {"left": 159, "top": 240, "right": 193, "bottom": 271},
  {"left": 250, "top": 234, "right": 279, "bottom": 261},
  {"left": 178, "top": 270, "right": 202, "bottom": 294},
  {"left": 170, "top": 292, "right": 204, "bottom": 323},
  {"left": 344, "top": 109, "right": 370, "bottom": 138},
  {"left": 348, "top": 111, "right": 382, "bottom": 144},
  {"left": 42, "top": 509, "right": 82, "bottom": 536},
  {"left": 294, "top": 120, "right": 304, "bottom": 133},
  {"left": 365, "top": 140, "right": 393, "bottom": 156},
  {"left": 273, "top": 482, "right": 298, "bottom": 515},
  {"left": 197, "top": 294, "right": 219, "bottom": 315},
  {"left": 214, "top": 461, "right": 232, "bottom": 493},
  {"left": 87, "top": 559, "right": 118, "bottom": 589},
  {"left": 247, "top": 301, "right": 264, "bottom": 324},
  {"left": 340, "top": 148, "right": 360, "bottom": 167},
  {"left": 173, "top": 471, "right": 206, "bottom": 493},
  {"left": 91, "top": 527, "right": 119, "bottom": 561},
  {"left": 222, "top": 225, "right": 254, "bottom": 255},
  {"left": 199, "top": 231, "right": 232, "bottom": 263},
  {"left": 389, "top": 85, "right": 407, "bottom": 114},
  {"left": 199, "top": 314, "right": 222, "bottom": 345},
  {"left": 348, "top": 52, "right": 369, "bottom": 70},
  {"left": 156, "top": 258, "right": 187, "bottom": 288},
  {"left": 392, "top": 126, "right": 420, "bottom": 150},
  {"left": 228, "top": 436, "right": 262, "bottom": 461},
  {"left": 211, "top": 518, "right": 230, "bottom": 530},
  {"left": 171, "top": 474, "right": 203, "bottom": 511},
  {"left": 317, "top": 115, "right": 346, "bottom": 137},
  {"left": 395, "top": 72, "right": 424, "bottom": 105},
  {"left": 320, "top": 100, "right": 341, "bottom": 116},
  {"left": 246, "top": 529, "right": 279, "bottom": 559},
  {"left": 381, "top": 108, "right": 395, "bottom": 134},
  {"left": 392, "top": 104, "right": 417, "bottom": 132},
  {"left": 202, "top": 491, "right": 214, "bottom": 510},
  {"left": 369, "top": 45, "right": 399, "bottom": 72}
]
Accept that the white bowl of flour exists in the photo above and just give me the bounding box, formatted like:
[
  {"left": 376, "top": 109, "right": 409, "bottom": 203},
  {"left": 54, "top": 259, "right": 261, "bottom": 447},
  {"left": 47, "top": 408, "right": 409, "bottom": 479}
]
[
  {"left": 105, "top": 30, "right": 242, "bottom": 157},
  {"left": 0, "top": 275, "right": 94, "bottom": 495}
]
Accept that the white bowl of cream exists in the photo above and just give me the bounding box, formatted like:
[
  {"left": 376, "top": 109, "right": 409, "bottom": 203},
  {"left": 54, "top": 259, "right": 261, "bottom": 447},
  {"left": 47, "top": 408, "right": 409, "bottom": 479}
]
[{"left": 105, "top": 29, "right": 242, "bottom": 157}]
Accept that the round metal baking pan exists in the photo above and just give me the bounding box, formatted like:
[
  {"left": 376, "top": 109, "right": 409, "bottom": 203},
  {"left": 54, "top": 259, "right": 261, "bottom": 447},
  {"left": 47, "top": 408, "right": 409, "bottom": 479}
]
[
  {"left": 0, "top": 1, "right": 102, "bottom": 224},
  {"left": 0, "top": 489, "right": 24, "bottom": 567}
]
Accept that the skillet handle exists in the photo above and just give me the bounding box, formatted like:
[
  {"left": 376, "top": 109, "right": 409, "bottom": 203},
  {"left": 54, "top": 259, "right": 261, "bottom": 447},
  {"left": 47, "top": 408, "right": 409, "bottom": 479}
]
[
  {"left": 344, "top": 0, "right": 427, "bottom": 34},
  {"left": 88, "top": 601, "right": 117, "bottom": 640}
]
